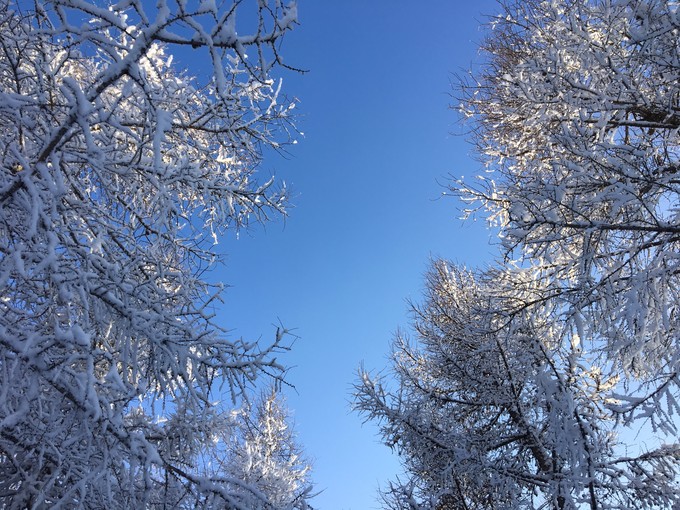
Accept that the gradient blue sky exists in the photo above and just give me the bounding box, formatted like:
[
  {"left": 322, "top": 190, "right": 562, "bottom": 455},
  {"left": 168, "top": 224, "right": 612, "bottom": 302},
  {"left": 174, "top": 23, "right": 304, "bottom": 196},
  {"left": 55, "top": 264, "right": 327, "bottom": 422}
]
[{"left": 214, "top": 2, "right": 500, "bottom": 508}]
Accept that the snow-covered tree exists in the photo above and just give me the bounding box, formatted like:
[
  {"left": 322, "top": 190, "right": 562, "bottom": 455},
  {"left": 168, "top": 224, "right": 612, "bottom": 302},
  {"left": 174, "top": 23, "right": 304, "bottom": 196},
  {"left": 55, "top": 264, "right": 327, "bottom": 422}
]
[
  {"left": 154, "top": 387, "right": 314, "bottom": 509},
  {"left": 355, "top": 0, "right": 680, "bottom": 507},
  {"left": 455, "top": 0, "right": 680, "bottom": 431},
  {"left": 355, "top": 261, "right": 680, "bottom": 509},
  {"left": 0, "top": 0, "right": 303, "bottom": 507},
  {"left": 205, "top": 388, "right": 314, "bottom": 509}
]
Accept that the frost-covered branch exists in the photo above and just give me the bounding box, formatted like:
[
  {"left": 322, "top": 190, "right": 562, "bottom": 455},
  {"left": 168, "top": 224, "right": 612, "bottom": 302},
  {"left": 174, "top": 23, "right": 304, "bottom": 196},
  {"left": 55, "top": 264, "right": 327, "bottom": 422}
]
[
  {"left": 355, "top": 261, "right": 680, "bottom": 509},
  {"left": 454, "top": 0, "right": 680, "bottom": 438},
  {"left": 0, "top": 0, "right": 308, "bottom": 507}
]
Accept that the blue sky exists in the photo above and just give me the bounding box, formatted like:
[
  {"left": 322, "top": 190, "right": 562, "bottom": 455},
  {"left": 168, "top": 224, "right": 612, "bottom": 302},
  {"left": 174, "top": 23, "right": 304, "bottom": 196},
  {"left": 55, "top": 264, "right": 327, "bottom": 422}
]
[{"left": 213, "top": 2, "right": 501, "bottom": 508}]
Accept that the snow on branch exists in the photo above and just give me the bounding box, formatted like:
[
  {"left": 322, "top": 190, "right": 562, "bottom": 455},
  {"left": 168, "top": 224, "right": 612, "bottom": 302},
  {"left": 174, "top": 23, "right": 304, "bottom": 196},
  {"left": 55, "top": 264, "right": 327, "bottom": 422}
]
[{"left": 0, "top": 0, "right": 309, "bottom": 507}]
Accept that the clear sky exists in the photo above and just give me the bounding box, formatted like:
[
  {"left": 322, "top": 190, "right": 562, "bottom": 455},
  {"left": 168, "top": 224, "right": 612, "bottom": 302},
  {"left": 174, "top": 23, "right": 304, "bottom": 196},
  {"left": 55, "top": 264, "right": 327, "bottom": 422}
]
[{"left": 212, "top": 2, "right": 501, "bottom": 508}]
